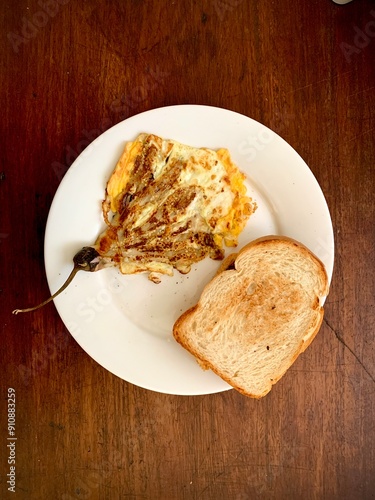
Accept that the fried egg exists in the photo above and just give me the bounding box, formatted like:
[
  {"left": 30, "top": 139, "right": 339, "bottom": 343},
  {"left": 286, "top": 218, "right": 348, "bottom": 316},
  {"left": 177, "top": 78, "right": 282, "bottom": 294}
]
[{"left": 94, "top": 133, "right": 256, "bottom": 282}]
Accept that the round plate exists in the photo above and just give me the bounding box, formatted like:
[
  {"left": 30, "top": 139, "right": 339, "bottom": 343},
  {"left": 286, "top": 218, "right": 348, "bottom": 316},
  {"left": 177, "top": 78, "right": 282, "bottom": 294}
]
[{"left": 44, "top": 105, "right": 334, "bottom": 396}]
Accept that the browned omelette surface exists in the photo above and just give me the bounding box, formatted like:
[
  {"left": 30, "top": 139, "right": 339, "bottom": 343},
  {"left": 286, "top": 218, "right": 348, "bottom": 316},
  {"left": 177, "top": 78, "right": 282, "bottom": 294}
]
[{"left": 94, "top": 133, "right": 256, "bottom": 282}]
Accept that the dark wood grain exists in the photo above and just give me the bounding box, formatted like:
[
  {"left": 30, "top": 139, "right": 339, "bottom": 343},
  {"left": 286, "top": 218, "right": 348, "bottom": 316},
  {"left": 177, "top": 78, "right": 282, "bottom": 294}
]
[{"left": 1, "top": 0, "right": 374, "bottom": 498}]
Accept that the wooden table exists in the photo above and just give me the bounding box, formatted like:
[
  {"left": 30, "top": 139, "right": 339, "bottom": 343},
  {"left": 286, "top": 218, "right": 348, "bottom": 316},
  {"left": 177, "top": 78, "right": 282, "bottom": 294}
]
[{"left": 1, "top": 1, "right": 374, "bottom": 498}]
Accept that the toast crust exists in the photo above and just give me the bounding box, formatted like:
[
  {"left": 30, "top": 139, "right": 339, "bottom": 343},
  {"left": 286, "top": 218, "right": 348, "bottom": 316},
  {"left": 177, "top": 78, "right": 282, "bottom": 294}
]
[{"left": 173, "top": 235, "right": 329, "bottom": 398}]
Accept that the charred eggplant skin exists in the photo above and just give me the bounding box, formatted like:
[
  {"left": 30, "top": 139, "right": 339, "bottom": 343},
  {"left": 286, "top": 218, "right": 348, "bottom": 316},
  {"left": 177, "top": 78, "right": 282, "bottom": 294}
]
[{"left": 73, "top": 246, "right": 100, "bottom": 271}]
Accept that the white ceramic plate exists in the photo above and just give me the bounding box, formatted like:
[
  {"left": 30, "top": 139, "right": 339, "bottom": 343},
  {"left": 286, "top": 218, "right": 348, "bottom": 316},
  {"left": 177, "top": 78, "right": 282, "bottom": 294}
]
[{"left": 44, "top": 105, "right": 334, "bottom": 395}]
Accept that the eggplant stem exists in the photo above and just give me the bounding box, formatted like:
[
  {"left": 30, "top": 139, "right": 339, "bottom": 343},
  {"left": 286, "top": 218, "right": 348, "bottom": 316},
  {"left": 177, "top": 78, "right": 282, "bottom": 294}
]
[
  {"left": 12, "top": 246, "right": 100, "bottom": 315},
  {"left": 12, "top": 265, "right": 80, "bottom": 314}
]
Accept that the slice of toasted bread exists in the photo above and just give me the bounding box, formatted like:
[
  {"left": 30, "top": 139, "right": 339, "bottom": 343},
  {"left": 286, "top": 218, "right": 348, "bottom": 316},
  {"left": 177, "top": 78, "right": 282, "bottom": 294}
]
[{"left": 173, "top": 235, "right": 329, "bottom": 398}]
